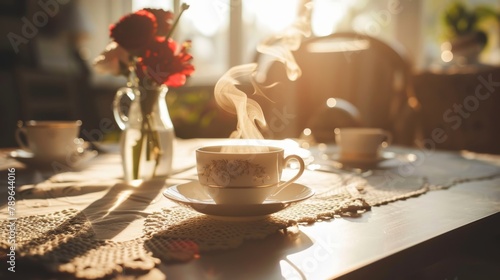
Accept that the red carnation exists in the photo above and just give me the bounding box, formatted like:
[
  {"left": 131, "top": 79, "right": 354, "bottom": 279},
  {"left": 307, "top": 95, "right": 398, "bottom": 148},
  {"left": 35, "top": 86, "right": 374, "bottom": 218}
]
[
  {"left": 144, "top": 8, "right": 174, "bottom": 36},
  {"left": 110, "top": 10, "right": 157, "bottom": 53},
  {"left": 136, "top": 38, "right": 194, "bottom": 87},
  {"left": 100, "top": 5, "right": 193, "bottom": 86}
]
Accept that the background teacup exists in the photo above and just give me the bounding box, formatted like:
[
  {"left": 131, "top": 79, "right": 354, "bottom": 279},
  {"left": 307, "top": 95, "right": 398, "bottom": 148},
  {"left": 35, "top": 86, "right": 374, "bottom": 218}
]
[
  {"left": 196, "top": 145, "right": 305, "bottom": 204},
  {"left": 334, "top": 127, "right": 392, "bottom": 161},
  {"left": 15, "top": 120, "right": 82, "bottom": 159}
]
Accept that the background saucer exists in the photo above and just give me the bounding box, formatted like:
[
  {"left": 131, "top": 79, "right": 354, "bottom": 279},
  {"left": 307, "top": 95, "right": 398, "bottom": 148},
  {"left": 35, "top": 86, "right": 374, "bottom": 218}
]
[
  {"left": 333, "top": 153, "right": 388, "bottom": 166},
  {"left": 163, "top": 181, "right": 314, "bottom": 220},
  {"left": 9, "top": 149, "right": 98, "bottom": 169},
  {"left": 331, "top": 151, "right": 417, "bottom": 167}
]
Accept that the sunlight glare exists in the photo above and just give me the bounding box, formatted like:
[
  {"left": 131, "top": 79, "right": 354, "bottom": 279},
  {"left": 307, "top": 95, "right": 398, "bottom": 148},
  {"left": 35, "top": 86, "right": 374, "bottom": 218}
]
[
  {"left": 312, "top": 0, "right": 349, "bottom": 36},
  {"left": 280, "top": 259, "right": 304, "bottom": 279},
  {"left": 105, "top": 189, "right": 133, "bottom": 217},
  {"left": 246, "top": 0, "right": 299, "bottom": 33},
  {"left": 326, "top": 98, "right": 337, "bottom": 108},
  {"left": 184, "top": 0, "right": 225, "bottom": 37},
  {"left": 441, "top": 50, "right": 453, "bottom": 62},
  {"left": 132, "top": 0, "right": 172, "bottom": 11},
  {"left": 133, "top": 0, "right": 225, "bottom": 37}
]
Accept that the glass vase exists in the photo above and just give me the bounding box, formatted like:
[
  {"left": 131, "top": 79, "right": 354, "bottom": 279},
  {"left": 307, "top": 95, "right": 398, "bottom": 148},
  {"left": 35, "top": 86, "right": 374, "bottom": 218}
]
[{"left": 113, "top": 80, "right": 175, "bottom": 185}]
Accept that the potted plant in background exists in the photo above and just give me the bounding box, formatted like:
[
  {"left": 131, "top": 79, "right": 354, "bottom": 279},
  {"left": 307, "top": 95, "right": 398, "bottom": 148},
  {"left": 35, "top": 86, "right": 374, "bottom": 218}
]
[{"left": 442, "top": 1, "right": 498, "bottom": 64}]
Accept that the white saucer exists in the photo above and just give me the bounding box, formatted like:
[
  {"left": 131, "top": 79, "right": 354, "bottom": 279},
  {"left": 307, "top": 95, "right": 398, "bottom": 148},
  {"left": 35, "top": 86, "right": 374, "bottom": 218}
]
[
  {"left": 163, "top": 181, "right": 314, "bottom": 221},
  {"left": 331, "top": 151, "right": 418, "bottom": 167},
  {"left": 9, "top": 149, "right": 98, "bottom": 169}
]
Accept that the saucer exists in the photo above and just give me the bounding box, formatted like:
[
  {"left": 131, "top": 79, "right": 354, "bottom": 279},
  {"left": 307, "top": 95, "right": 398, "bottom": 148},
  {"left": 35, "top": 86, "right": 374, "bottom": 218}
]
[
  {"left": 9, "top": 149, "right": 98, "bottom": 169},
  {"left": 163, "top": 181, "right": 314, "bottom": 221},
  {"left": 331, "top": 151, "right": 417, "bottom": 167}
]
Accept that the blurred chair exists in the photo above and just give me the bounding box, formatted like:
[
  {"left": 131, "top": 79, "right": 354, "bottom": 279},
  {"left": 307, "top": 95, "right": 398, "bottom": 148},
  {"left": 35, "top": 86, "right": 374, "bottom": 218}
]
[
  {"left": 292, "top": 32, "right": 419, "bottom": 144},
  {"left": 413, "top": 66, "right": 500, "bottom": 154},
  {"left": 305, "top": 98, "right": 363, "bottom": 143}
]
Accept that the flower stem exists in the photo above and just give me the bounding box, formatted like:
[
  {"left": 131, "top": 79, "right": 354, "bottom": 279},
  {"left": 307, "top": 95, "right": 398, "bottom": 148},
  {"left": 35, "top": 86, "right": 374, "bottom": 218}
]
[
  {"left": 166, "top": 3, "right": 190, "bottom": 39},
  {"left": 145, "top": 115, "right": 162, "bottom": 177},
  {"left": 132, "top": 125, "right": 145, "bottom": 180}
]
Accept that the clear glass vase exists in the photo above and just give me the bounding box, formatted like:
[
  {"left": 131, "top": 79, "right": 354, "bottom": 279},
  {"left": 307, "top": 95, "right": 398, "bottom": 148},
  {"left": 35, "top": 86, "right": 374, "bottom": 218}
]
[{"left": 113, "top": 75, "right": 175, "bottom": 185}]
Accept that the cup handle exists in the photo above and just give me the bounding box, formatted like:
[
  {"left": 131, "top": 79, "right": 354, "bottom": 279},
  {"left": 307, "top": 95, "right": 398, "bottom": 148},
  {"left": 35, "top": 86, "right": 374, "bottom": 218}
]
[
  {"left": 271, "top": 154, "right": 305, "bottom": 196},
  {"left": 113, "top": 87, "right": 136, "bottom": 130},
  {"left": 15, "top": 127, "right": 30, "bottom": 151}
]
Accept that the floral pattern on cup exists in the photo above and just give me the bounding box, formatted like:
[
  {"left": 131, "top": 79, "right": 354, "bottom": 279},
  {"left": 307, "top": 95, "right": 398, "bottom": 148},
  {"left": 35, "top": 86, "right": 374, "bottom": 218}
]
[{"left": 200, "top": 159, "right": 269, "bottom": 187}]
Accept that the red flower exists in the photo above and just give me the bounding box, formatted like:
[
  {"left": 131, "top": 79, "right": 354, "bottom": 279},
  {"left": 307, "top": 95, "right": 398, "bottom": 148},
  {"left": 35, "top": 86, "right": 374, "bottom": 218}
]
[
  {"left": 110, "top": 10, "right": 157, "bottom": 53},
  {"left": 136, "top": 38, "right": 194, "bottom": 87},
  {"left": 144, "top": 8, "right": 174, "bottom": 36},
  {"left": 99, "top": 6, "right": 194, "bottom": 86}
]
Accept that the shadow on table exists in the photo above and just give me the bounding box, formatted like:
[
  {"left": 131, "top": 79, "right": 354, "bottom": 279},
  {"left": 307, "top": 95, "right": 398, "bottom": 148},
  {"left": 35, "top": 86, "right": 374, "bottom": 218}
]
[
  {"left": 1, "top": 210, "right": 102, "bottom": 280},
  {"left": 0, "top": 169, "right": 112, "bottom": 211},
  {"left": 1, "top": 178, "right": 166, "bottom": 279},
  {"left": 81, "top": 178, "right": 166, "bottom": 239},
  {"left": 152, "top": 228, "right": 314, "bottom": 280}
]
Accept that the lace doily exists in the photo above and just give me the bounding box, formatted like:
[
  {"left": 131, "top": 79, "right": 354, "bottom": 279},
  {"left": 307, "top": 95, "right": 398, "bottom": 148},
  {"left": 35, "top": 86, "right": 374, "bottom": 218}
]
[
  {"left": 0, "top": 209, "right": 158, "bottom": 279},
  {"left": 2, "top": 156, "right": 499, "bottom": 279}
]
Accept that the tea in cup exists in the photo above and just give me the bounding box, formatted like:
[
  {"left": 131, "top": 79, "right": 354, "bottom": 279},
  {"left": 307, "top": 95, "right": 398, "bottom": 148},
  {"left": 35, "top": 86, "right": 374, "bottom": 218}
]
[
  {"left": 196, "top": 145, "right": 305, "bottom": 204},
  {"left": 15, "top": 120, "right": 83, "bottom": 159},
  {"left": 334, "top": 128, "right": 391, "bottom": 161}
]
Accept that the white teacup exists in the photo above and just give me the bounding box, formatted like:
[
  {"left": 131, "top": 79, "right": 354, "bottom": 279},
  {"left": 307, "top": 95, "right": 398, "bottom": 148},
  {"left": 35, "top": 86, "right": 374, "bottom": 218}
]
[
  {"left": 334, "top": 128, "right": 392, "bottom": 161},
  {"left": 15, "top": 120, "right": 82, "bottom": 159},
  {"left": 196, "top": 145, "right": 305, "bottom": 205}
]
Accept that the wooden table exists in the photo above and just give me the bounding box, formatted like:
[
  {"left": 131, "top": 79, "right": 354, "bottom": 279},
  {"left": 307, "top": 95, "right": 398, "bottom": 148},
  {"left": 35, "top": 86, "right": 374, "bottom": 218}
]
[
  {"left": 156, "top": 177, "right": 500, "bottom": 280},
  {"left": 1, "top": 140, "right": 499, "bottom": 279}
]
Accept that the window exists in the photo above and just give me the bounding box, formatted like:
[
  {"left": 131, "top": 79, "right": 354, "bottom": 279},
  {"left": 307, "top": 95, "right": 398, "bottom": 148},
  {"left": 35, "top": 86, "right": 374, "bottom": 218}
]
[
  {"left": 84, "top": 0, "right": 425, "bottom": 85},
  {"left": 133, "top": 0, "right": 229, "bottom": 84},
  {"left": 130, "top": 0, "right": 362, "bottom": 84}
]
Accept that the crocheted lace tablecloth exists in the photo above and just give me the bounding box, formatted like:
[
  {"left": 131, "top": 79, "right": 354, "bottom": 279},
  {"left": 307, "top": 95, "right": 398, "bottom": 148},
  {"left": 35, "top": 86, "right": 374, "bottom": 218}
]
[{"left": 1, "top": 149, "right": 499, "bottom": 279}]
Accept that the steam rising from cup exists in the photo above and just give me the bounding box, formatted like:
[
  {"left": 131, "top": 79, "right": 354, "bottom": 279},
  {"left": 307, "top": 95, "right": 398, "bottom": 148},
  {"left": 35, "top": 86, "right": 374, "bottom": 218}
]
[{"left": 214, "top": 0, "right": 313, "bottom": 153}]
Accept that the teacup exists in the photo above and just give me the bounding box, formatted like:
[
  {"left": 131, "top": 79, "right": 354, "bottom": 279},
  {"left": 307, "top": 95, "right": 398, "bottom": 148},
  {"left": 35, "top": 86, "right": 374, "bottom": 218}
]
[
  {"left": 196, "top": 145, "right": 305, "bottom": 205},
  {"left": 334, "top": 128, "right": 391, "bottom": 161},
  {"left": 15, "top": 120, "right": 83, "bottom": 159}
]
